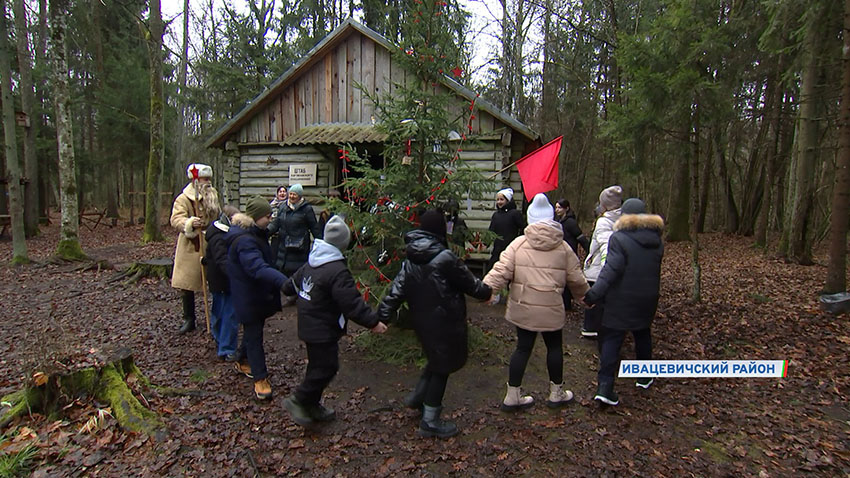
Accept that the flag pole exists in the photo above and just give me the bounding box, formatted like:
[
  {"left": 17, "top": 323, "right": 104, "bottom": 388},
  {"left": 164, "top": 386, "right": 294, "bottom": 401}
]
[{"left": 487, "top": 136, "right": 563, "bottom": 179}]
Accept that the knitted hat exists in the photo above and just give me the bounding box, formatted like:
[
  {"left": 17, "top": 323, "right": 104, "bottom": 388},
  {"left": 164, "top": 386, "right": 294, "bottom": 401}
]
[
  {"left": 323, "top": 215, "right": 351, "bottom": 251},
  {"left": 621, "top": 198, "right": 647, "bottom": 215},
  {"left": 599, "top": 185, "right": 623, "bottom": 211},
  {"left": 245, "top": 195, "right": 272, "bottom": 221},
  {"left": 186, "top": 163, "right": 213, "bottom": 179},
  {"left": 289, "top": 183, "right": 304, "bottom": 196},
  {"left": 526, "top": 193, "right": 554, "bottom": 225},
  {"left": 419, "top": 209, "right": 447, "bottom": 238},
  {"left": 497, "top": 187, "right": 514, "bottom": 202}
]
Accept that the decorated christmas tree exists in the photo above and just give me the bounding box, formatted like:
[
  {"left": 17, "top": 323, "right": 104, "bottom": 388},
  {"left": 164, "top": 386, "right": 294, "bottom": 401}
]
[{"left": 329, "top": 0, "right": 492, "bottom": 306}]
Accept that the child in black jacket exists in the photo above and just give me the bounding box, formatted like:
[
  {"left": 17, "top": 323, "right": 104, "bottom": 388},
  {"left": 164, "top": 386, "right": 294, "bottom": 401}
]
[
  {"left": 282, "top": 215, "right": 387, "bottom": 426},
  {"left": 203, "top": 205, "right": 240, "bottom": 360}
]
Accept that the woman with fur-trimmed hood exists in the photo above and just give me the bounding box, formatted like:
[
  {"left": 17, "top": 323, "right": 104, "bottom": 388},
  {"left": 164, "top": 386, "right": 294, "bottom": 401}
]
[
  {"left": 170, "top": 163, "right": 221, "bottom": 334},
  {"left": 583, "top": 198, "right": 664, "bottom": 407}
]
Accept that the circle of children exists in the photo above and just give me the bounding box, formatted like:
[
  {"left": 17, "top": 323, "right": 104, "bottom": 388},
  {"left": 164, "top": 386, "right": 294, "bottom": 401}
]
[{"left": 170, "top": 163, "right": 665, "bottom": 439}]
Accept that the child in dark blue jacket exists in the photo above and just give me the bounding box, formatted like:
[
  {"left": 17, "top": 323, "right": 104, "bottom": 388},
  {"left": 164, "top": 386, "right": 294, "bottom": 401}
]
[
  {"left": 583, "top": 198, "right": 664, "bottom": 406},
  {"left": 282, "top": 215, "right": 387, "bottom": 426},
  {"left": 226, "top": 196, "right": 288, "bottom": 400}
]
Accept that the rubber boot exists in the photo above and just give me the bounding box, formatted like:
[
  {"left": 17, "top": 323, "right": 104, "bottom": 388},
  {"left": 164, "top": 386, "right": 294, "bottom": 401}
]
[
  {"left": 418, "top": 405, "right": 458, "bottom": 438},
  {"left": 284, "top": 396, "right": 315, "bottom": 427},
  {"left": 307, "top": 403, "right": 336, "bottom": 422},
  {"left": 178, "top": 290, "right": 196, "bottom": 334},
  {"left": 545, "top": 381, "right": 574, "bottom": 408},
  {"left": 501, "top": 384, "right": 534, "bottom": 412},
  {"left": 404, "top": 376, "right": 428, "bottom": 410}
]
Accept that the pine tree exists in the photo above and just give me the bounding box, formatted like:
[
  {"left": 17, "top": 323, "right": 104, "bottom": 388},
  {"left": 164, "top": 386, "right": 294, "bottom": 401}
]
[{"left": 328, "top": 0, "right": 484, "bottom": 306}]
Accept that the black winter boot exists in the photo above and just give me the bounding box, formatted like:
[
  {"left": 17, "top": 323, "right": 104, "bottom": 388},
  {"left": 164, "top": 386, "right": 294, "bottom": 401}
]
[
  {"left": 284, "top": 396, "right": 315, "bottom": 427},
  {"left": 594, "top": 382, "right": 619, "bottom": 406},
  {"left": 404, "top": 377, "right": 428, "bottom": 410},
  {"left": 178, "top": 291, "right": 196, "bottom": 334},
  {"left": 307, "top": 403, "right": 336, "bottom": 422},
  {"left": 418, "top": 405, "right": 458, "bottom": 438}
]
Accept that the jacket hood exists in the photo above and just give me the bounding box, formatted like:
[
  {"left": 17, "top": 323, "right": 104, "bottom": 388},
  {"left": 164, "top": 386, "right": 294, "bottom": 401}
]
[
  {"left": 226, "top": 213, "right": 269, "bottom": 246},
  {"left": 308, "top": 239, "right": 345, "bottom": 267},
  {"left": 614, "top": 214, "right": 664, "bottom": 248},
  {"left": 603, "top": 208, "right": 622, "bottom": 222},
  {"left": 231, "top": 213, "right": 256, "bottom": 229},
  {"left": 524, "top": 219, "right": 565, "bottom": 251},
  {"left": 213, "top": 220, "right": 230, "bottom": 233},
  {"left": 404, "top": 229, "right": 446, "bottom": 264}
]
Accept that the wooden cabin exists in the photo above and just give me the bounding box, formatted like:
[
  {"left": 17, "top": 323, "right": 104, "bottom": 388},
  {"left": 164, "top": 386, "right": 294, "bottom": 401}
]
[{"left": 205, "top": 19, "right": 539, "bottom": 234}]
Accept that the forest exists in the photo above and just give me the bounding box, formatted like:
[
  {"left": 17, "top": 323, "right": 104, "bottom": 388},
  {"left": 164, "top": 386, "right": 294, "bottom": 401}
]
[
  {"left": 0, "top": 0, "right": 849, "bottom": 476},
  {"left": 0, "top": 0, "right": 847, "bottom": 286}
]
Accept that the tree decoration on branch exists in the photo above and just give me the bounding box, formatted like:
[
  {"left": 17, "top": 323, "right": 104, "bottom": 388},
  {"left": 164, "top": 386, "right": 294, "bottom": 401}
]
[{"left": 327, "top": 0, "right": 492, "bottom": 306}]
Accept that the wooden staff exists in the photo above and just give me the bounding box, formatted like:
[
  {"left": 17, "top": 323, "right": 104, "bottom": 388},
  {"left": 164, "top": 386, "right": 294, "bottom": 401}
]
[
  {"left": 199, "top": 231, "right": 211, "bottom": 336},
  {"left": 190, "top": 168, "right": 212, "bottom": 336}
]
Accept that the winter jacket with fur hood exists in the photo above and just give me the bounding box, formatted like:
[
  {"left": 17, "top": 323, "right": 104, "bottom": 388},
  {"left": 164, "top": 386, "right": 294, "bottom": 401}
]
[
  {"left": 484, "top": 220, "right": 589, "bottom": 332},
  {"left": 378, "top": 230, "right": 491, "bottom": 374},
  {"left": 584, "top": 213, "right": 665, "bottom": 331},
  {"left": 170, "top": 181, "right": 220, "bottom": 291},
  {"left": 226, "top": 213, "right": 287, "bottom": 323},
  {"left": 583, "top": 208, "right": 622, "bottom": 282},
  {"left": 282, "top": 239, "right": 380, "bottom": 343}
]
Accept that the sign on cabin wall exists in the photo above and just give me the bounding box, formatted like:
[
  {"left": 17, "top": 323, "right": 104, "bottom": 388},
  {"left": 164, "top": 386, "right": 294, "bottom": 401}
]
[{"left": 289, "top": 164, "right": 317, "bottom": 186}]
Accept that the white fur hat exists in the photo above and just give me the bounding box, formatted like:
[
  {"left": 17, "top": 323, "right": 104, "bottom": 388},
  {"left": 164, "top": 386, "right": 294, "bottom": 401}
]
[
  {"left": 187, "top": 163, "right": 213, "bottom": 179},
  {"left": 526, "top": 193, "right": 554, "bottom": 225},
  {"left": 497, "top": 187, "right": 514, "bottom": 202}
]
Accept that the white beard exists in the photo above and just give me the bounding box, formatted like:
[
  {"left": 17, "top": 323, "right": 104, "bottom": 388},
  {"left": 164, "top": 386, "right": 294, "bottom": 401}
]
[{"left": 197, "top": 182, "right": 220, "bottom": 221}]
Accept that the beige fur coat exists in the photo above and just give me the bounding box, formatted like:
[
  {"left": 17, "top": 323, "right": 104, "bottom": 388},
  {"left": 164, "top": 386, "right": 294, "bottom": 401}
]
[{"left": 170, "top": 182, "right": 220, "bottom": 291}]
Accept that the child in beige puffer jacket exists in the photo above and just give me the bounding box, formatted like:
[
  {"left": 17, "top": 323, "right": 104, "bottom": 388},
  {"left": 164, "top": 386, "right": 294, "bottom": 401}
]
[{"left": 484, "top": 193, "right": 589, "bottom": 411}]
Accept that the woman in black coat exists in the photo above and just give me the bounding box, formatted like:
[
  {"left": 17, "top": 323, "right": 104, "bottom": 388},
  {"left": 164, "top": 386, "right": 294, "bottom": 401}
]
[
  {"left": 583, "top": 198, "right": 664, "bottom": 407},
  {"left": 555, "top": 199, "right": 589, "bottom": 254},
  {"left": 555, "top": 198, "right": 589, "bottom": 311},
  {"left": 487, "top": 187, "right": 525, "bottom": 272},
  {"left": 379, "top": 211, "right": 491, "bottom": 439},
  {"left": 268, "top": 184, "right": 322, "bottom": 277}
]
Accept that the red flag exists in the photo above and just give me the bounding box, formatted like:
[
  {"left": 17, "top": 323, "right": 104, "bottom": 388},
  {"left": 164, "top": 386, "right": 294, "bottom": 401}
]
[{"left": 516, "top": 136, "right": 561, "bottom": 201}]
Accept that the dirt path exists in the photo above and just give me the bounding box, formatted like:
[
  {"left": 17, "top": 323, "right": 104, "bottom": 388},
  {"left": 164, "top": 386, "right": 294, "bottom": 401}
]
[{"left": 0, "top": 224, "right": 847, "bottom": 477}]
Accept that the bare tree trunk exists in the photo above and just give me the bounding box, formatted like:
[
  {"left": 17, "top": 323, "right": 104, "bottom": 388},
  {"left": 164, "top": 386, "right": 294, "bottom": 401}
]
[
  {"left": 783, "top": 16, "right": 822, "bottom": 265},
  {"left": 174, "top": 0, "right": 190, "bottom": 206},
  {"left": 49, "top": 0, "right": 85, "bottom": 260},
  {"left": 824, "top": 0, "right": 850, "bottom": 293},
  {"left": 690, "top": 105, "right": 701, "bottom": 302},
  {"left": 143, "top": 0, "right": 165, "bottom": 243},
  {"left": 0, "top": 0, "right": 28, "bottom": 263},
  {"left": 755, "top": 59, "right": 784, "bottom": 249},
  {"left": 89, "top": 0, "right": 117, "bottom": 220},
  {"left": 697, "top": 130, "right": 712, "bottom": 233},
  {"left": 36, "top": 0, "right": 49, "bottom": 221},
  {"left": 12, "top": 0, "right": 39, "bottom": 237},
  {"left": 666, "top": 142, "right": 691, "bottom": 242}
]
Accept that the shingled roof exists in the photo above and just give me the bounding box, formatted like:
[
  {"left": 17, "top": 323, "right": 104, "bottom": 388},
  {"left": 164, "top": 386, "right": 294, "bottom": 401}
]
[{"left": 205, "top": 19, "right": 537, "bottom": 149}]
